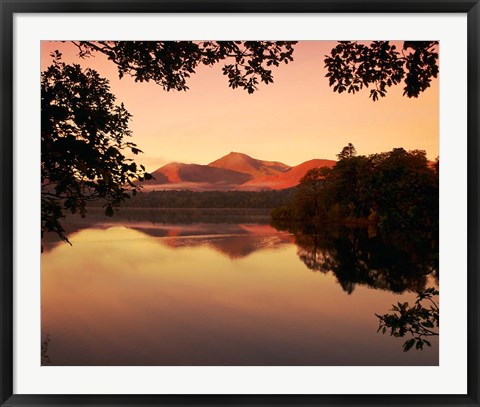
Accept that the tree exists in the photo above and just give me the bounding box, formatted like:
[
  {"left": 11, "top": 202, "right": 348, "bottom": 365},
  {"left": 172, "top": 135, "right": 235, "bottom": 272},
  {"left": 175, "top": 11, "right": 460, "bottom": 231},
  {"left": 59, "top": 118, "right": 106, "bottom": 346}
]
[
  {"left": 41, "top": 52, "right": 151, "bottom": 244},
  {"left": 337, "top": 142, "right": 356, "bottom": 160},
  {"left": 72, "top": 41, "right": 438, "bottom": 99},
  {"left": 71, "top": 41, "right": 296, "bottom": 94},
  {"left": 324, "top": 41, "right": 439, "bottom": 101},
  {"left": 376, "top": 288, "right": 439, "bottom": 351},
  {"left": 367, "top": 148, "right": 438, "bottom": 233},
  {"left": 272, "top": 144, "right": 438, "bottom": 234},
  {"left": 332, "top": 148, "right": 372, "bottom": 219},
  {"left": 294, "top": 167, "right": 331, "bottom": 218}
]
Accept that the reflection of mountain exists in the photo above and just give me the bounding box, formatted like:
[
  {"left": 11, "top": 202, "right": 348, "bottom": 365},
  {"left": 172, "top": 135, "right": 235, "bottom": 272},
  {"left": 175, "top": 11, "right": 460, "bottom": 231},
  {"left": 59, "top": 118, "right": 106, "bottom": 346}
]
[
  {"left": 42, "top": 208, "right": 272, "bottom": 250},
  {"left": 162, "top": 233, "right": 292, "bottom": 259},
  {"left": 141, "top": 152, "right": 335, "bottom": 191},
  {"left": 42, "top": 209, "right": 293, "bottom": 259},
  {"left": 134, "top": 223, "right": 293, "bottom": 259}
]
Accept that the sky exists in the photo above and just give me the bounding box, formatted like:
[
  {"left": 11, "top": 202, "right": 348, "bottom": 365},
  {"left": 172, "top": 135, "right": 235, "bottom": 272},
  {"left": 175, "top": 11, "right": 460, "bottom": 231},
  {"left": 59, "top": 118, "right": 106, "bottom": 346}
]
[{"left": 41, "top": 41, "right": 439, "bottom": 172}]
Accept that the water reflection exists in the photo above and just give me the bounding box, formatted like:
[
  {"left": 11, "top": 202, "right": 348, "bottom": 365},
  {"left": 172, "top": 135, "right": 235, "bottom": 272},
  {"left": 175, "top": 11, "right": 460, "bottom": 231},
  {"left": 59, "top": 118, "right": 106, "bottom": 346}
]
[
  {"left": 162, "top": 230, "right": 292, "bottom": 259},
  {"left": 45, "top": 209, "right": 438, "bottom": 295},
  {"left": 41, "top": 208, "right": 272, "bottom": 252},
  {"left": 41, "top": 209, "right": 438, "bottom": 365},
  {"left": 287, "top": 225, "right": 438, "bottom": 294}
]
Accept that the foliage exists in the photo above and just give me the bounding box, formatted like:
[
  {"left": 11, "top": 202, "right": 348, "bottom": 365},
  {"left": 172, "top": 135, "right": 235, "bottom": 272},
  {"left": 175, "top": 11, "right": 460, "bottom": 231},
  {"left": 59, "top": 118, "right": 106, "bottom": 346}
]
[
  {"left": 337, "top": 142, "right": 356, "bottom": 160},
  {"left": 325, "top": 41, "right": 439, "bottom": 101},
  {"left": 376, "top": 287, "right": 439, "bottom": 351},
  {"left": 367, "top": 148, "right": 438, "bottom": 234},
  {"left": 272, "top": 144, "right": 439, "bottom": 237},
  {"left": 91, "top": 188, "right": 296, "bottom": 209},
  {"left": 74, "top": 40, "right": 438, "bottom": 98},
  {"left": 293, "top": 168, "right": 331, "bottom": 219},
  {"left": 41, "top": 335, "right": 52, "bottom": 365},
  {"left": 72, "top": 41, "right": 296, "bottom": 94},
  {"left": 41, "top": 52, "right": 151, "bottom": 244}
]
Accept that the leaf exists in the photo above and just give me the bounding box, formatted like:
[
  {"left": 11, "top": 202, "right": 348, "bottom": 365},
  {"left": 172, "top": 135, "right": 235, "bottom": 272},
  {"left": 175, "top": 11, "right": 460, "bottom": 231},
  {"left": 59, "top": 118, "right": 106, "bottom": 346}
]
[
  {"left": 105, "top": 205, "right": 114, "bottom": 217},
  {"left": 403, "top": 339, "right": 416, "bottom": 352}
]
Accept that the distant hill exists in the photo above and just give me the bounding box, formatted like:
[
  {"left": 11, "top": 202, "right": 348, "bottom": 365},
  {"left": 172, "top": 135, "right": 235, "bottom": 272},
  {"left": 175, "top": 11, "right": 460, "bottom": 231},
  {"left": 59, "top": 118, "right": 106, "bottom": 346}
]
[
  {"left": 241, "top": 159, "right": 336, "bottom": 190},
  {"left": 141, "top": 152, "right": 335, "bottom": 191},
  {"left": 145, "top": 162, "right": 253, "bottom": 190},
  {"left": 208, "top": 152, "right": 290, "bottom": 178}
]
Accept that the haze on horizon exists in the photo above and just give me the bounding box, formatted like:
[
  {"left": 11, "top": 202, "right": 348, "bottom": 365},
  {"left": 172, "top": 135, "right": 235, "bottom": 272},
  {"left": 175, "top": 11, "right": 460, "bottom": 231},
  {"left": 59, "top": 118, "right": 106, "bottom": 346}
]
[{"left": 41, "top": 41, "right": 439, "bottom": 172}]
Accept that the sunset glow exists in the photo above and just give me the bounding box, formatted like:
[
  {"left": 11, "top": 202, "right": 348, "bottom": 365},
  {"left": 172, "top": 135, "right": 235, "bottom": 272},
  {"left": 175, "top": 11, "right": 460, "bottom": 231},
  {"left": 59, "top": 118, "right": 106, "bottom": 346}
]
[
  {"left": 41, "top": 41, "right": 440, "bottom": 367},
  {"left": 41, "top": 41, "right": 438, "bottom": 172}
]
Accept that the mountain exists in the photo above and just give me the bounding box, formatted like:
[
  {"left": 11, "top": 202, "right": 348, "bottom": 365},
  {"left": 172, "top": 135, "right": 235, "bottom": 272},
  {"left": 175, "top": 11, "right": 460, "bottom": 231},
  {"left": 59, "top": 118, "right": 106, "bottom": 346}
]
[
  {"left": 240, "top": 159, "right": 336, "bottom": 190},
  {"left": 145, "top": 162, "right": 253, "bottom": 190},
  {"left": 141, "top": 153, "right": 335, "bottom": 191},
  {"left": 208, "top": 152, "right": 290, "bottom": 178}
]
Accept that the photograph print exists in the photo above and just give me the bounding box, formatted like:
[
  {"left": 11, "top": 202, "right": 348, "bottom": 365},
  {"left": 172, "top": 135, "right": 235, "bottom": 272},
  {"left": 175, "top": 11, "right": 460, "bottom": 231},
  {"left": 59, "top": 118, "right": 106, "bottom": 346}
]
[{"left": 41, "top": 40, "right": 439, "bottom": 366}]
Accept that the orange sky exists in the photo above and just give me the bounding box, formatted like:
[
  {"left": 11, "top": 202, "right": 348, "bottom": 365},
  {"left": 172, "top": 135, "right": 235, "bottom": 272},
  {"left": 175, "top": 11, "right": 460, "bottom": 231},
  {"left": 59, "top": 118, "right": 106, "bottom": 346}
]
[{"left": 41, "top": 41, "right": 439, "bottom": 172}]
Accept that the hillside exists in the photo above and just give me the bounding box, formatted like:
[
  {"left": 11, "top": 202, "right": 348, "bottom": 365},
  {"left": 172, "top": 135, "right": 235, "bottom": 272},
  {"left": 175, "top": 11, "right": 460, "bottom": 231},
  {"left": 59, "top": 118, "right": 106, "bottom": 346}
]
[
  {"left": 141, "top": 153, "right": 335, "bottom": 191},
  {"left": 241, "top": 159, "right": 336, "bottom": 190},
  {"left": 208, "top": 152, "right": 290, "bottom": 178},
  {"left": 145, "top": 162, "right": 253, "bottom": 189}
]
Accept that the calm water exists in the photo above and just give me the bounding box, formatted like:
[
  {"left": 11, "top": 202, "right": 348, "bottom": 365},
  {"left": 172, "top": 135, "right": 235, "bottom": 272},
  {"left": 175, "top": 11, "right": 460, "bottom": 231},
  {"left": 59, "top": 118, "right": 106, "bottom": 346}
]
[{"left": 42, "top": 208, "right": 438, "bottom": 366}]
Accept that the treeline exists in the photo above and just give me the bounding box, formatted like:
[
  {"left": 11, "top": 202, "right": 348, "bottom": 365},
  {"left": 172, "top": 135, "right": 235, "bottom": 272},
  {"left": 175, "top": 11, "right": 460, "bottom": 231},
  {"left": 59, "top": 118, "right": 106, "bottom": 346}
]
[
  {"left": 272, "top": 144, "right": 439, "bottom": 236},
  {"left": 93, "top": 188, "right": 297, "bottom": 209}
]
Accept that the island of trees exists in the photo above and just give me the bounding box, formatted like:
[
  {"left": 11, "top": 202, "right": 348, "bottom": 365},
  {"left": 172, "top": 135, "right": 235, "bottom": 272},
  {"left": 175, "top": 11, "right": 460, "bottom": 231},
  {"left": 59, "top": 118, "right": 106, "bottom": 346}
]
[{"left": 271, "top": 143, "right": 438, "bottom": 239}]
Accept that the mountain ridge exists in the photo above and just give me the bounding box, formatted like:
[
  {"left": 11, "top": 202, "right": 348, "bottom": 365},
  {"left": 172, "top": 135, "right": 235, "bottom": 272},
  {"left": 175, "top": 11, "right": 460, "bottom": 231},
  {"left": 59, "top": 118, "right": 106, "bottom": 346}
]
[
  {"left": 208, "top": 152, "right": 291, "bottom": 178},
  {"left": 142, "top": 152, "right": 335, "bottom": 191},
  {"left": 240, "top": 159, "right": 336, "bottom": 190}
]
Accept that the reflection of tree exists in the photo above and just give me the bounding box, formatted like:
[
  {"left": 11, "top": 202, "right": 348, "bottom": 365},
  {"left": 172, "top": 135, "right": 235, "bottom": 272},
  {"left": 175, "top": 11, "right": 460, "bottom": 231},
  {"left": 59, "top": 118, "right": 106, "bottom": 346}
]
[{"left": 278, "top": 222, "right": 438, "bottom": 294}]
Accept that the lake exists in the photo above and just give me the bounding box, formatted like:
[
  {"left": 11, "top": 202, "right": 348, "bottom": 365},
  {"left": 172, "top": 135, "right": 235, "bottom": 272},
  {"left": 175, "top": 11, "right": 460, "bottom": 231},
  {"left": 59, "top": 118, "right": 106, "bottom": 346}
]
[{"left": 41, "top": 208, "right": 439, "bottom": 366}]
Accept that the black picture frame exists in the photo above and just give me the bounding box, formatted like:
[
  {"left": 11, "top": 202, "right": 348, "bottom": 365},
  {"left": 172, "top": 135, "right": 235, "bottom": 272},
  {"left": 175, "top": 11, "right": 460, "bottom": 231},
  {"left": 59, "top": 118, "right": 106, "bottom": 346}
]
[{"left": 1, "top": 1, "right": 479, "bottom": 406}]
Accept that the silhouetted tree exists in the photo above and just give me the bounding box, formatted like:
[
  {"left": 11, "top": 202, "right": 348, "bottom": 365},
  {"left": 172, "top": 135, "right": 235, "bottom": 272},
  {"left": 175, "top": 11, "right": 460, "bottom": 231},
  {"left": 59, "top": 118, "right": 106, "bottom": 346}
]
[
  {"left": 325, "top": 41, "right": 438, "bottom": 101},
  {"left": 71, "top": 41, "right": 296, "bottom": 94},
  {"left": 272, "top": 144, "right": 438, "bottom": 236},
  {"left": 337, "top": 143, "right": 356, "bottom": 160},
  {"left": 294, "top": 167, "right": 331, "bottom": 218},
  {"left": 41, "top": 335, "right": 52, "bottom": 365},
  {"left": 41, "top": 52, "right": 151, "bottom": 244},
  {"left": 376, "top": 287, "right": 439, "bottom": 351},
  {"left": 367, "top": 148, "right": 438, "bottom": 234},
  {"left": 331, "top": 147, "right": 372, "bottom": 219},
  {"left": 120, "top": 189, "right": 296, "bottom": 209},
  {"left": 73, "top": 40, "right": 438, "bottom": 99}
]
